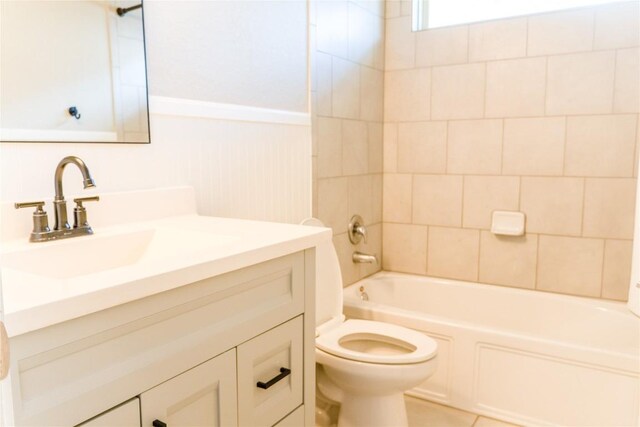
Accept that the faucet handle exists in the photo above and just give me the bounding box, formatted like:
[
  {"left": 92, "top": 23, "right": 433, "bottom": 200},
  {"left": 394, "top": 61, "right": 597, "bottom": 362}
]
[
  {"left": 73, "top": 196, "right": 100, "bottom": 207},
  {"left": 348, "top": 214, "right": 368, "bottom": 244},
  {"left": 15, "top": 201, "right": 50, "bottom": 235},
  {"left": 73, "top": 196, "right": 99, "bottom": 229},
  {"left": 15, "top": 201, "right": 46, "bottom": 211}
]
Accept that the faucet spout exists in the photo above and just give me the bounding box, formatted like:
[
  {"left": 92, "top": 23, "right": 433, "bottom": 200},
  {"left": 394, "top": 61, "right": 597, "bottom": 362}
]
[
  {"left": 53, "top": 156, "right": 95, "bottom": 230},
  {"left": 352, "top": 251, "right": 378, "bottom": 264},
  {"left": 54, "top": 156, "right": 95, "bottom": 201}
]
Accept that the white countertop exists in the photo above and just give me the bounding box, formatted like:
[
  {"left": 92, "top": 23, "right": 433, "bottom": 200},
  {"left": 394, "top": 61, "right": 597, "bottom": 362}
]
[{"left": 0, "top": 187, "right": 331, "bottom": 337}]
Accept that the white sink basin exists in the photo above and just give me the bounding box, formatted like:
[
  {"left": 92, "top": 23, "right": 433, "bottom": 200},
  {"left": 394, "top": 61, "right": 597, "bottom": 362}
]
[{"left": 0, "top": 226, "right": 238, "bottom": 280}]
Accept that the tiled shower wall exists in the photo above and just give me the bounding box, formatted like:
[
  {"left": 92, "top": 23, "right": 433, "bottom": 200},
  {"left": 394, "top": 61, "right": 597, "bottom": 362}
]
[
  {"left": 382, "top": 1, "right": 640, "bottom": 300},
  {"left": 311, "top": 0, "right": 385, "bottom": 285}
]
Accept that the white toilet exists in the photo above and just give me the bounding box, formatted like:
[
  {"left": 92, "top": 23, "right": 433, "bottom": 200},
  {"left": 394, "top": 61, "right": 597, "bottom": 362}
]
[{"left": 304, "top": 219, "right": 438, "bottom": 427}]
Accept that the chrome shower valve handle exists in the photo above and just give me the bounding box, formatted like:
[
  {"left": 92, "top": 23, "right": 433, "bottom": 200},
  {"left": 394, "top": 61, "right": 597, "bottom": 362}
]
[{"left": 348, "top": 214, "right": 368, "bottom": 244}]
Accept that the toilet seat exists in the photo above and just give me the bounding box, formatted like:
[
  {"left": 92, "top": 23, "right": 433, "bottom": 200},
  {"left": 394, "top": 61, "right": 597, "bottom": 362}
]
[{"left": 316, "top": 319, "right": 437, "bottom": 365}]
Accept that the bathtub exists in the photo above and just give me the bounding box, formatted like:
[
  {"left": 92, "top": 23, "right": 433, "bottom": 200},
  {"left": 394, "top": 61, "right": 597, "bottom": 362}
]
[{"left": 343, "top": 272, "right": 640, "bottom": 427}]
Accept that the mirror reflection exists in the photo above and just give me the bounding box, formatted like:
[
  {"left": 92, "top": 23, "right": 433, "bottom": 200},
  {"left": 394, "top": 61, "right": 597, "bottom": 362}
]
[{"left": 0, "top": 0, "right": 150, "bottom": 143}]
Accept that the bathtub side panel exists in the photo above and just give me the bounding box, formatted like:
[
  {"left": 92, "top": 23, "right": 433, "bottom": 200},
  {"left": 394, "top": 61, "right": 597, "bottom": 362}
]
[
  {"left": 343, "top": 273, "right": 640, "bottom": 427},
  {"left": 474, "top": 344, "right": 639, "bottom": 426}
]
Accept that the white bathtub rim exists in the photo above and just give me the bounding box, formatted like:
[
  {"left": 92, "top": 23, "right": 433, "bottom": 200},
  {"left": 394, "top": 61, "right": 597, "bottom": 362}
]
[
  {"left": 345, "top": 272, "right": 639, "bottom": 366},
  {"left": 346, "top": 301, "right": 639, "bottom": 374},
  {"left": 353, "top": 271, "right": 630, "bottom": 314}
]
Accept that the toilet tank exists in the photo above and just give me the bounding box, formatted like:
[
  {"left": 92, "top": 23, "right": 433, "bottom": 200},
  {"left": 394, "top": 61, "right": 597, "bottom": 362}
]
[{"left": 301, "top": 219, "right": 344, "bottom": 327}]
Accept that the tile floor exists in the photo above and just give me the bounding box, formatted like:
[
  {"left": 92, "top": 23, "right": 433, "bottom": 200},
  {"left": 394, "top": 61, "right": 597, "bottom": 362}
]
[{"left": 406, "top": 396, "right": 520, "bottom": 427}]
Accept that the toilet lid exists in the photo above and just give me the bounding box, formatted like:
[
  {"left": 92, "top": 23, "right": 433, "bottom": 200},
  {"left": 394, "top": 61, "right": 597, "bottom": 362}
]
[{"left": 316, "top": 319, "right": 437, "bottom": 365}]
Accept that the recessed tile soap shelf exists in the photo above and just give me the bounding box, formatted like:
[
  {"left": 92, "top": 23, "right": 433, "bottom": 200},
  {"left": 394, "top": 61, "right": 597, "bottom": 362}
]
[{"left": 491, "top": 211, "right": 525, "bottom": 236}]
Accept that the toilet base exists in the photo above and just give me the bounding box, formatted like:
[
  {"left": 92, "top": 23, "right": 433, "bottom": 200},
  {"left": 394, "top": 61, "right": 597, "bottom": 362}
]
[{"left": 337, "top": 393, "right": 408, "bottom": 427}]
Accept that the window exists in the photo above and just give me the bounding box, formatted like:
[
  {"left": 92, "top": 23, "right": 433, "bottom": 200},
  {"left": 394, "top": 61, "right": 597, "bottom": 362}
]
[{"left": 414, "top": 0, "right": 630, "bottom": 30}]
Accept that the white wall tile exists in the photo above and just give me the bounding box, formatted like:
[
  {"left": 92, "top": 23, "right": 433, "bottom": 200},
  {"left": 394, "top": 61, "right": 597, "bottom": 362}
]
[
  {"left": 342, "top": 119, "right": 369, "bottom": 175},
  {"left": 413, "top": 175, "right": 463, "bottom": 227},
  {"left": 469, "top": 18, "right": 527, "bottom": 62},
  {"left": 317, "top": 117, "right": 342, "bottom": 178},
  {"left": 431, "top": 63, "right": 485, "bottom": 120},
  {"left": 520, "top": 177, "right": 584, "bottom": 236},
  {"left": 368, "top": 122, "right": 384, "bottom": 173},
  {"left": 316, "top": 52, "right": 333, "bottom": 116},
  {"left": 594, "top": 1, "right": 640, "bottom": 50},
  {"left": 416, "top": 26, "right": 468, "bottom": 68},
  {"left": 397, "top": 121, "right": 447, "bottom": 173},
  {"left": 614, "top": 48, "right": 640, "bottom": 113},
  {"left": 383, "top": 174, "right": 412, "bottom": 223},
  {"left": 463, "top": 176, "right": 520, "bottom": 229},
  {"left": 528, "top": 9, "right": 594, "bottom": 56},
  {"left": 348, "top": 2, "right": 384, "bottom": 68},
  {"left": 318, "top": 177, "right": 349, "bottom": 234},
  {"left": 316, "top": 0, "right": 349, "bottom": 58},
  {"left": 332, "top": 57, "right": 361, "bottom": 119},
  {"left": 503, "top": 117, "right": 566, "bottom": 176},
  {"left": 447, "top": 119, "right": 503, "bottom": 174},
  {"left": 360, "top": 66, "right": 384, "bottom": 121},
  {"left": 485, "top": 57, "right": 546, "bottom": 118},
  {"left": 537, "top": 235, "right": 604, "bottom": 297},
  {"left": 384, "top": 69, "right": 431, "bottom": 121},
  {"left": 383, "top": 123, "right": 398, "bottom": 173},
  {"left": 546, "top": 51, "right": 615, "bottom": 115},
  {"left": 385, "top": 16, "right": 415, "bottom": 70},
  {"left": 565, "top": 115, "right": 637, "bottom": 177}
]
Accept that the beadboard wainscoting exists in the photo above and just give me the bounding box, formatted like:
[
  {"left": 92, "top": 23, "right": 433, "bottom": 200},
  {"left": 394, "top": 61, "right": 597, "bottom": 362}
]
[{"left": 0, "top": 97, "right": 312, "bottom": 225}]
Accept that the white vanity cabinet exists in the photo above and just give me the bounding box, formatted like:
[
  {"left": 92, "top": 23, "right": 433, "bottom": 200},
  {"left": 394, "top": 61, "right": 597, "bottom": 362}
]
[{"left": 2, "top": 249, "right": 317, "bottom": 427}]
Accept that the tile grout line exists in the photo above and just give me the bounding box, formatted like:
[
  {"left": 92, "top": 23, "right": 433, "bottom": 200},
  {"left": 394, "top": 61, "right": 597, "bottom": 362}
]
[
  {"left": 562, "top": 116, "right": 569, "bottom": 176},
  {"left": 535, "top": 231, "right": 541, "bottom": 291},
  {"left": 611, "top": 48, "right": 618, "bottom": 113},
  {"left": 600, "top": 239, "right": 607, "bottom": 298},
  {"left": 369, "top": 112, "right": 640, "bottom": 124}
]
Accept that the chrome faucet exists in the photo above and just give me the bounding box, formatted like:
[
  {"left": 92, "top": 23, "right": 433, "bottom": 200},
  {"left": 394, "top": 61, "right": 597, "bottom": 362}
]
[
  {"left": 15, "top": 156, "right": 99, "bottom": 242},
  {"left": 53, "top": 156, "right": 96, "bottom": 230},
  {"left": 353, "top": 252, "right": 378, "bottom": 264}
]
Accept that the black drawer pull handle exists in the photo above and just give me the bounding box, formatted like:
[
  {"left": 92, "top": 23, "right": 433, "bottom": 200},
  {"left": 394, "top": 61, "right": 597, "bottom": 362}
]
[
  {"left": 256, "top": 367, "right": 291, "bottom": 389},
  {"left": 152, "top": 420, "right": 167, "bottom": 427}
]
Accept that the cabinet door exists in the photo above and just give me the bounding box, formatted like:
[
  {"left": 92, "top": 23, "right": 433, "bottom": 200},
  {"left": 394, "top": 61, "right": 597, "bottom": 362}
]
[
  {"left": 140, "top": 349, "right": 237, "bottom": 427},
  {"left": 237, "top": 316, "right": 303, "bottom": 427},
  {"left": 77, "top": 398, "right": 140, "bottom": 427}
]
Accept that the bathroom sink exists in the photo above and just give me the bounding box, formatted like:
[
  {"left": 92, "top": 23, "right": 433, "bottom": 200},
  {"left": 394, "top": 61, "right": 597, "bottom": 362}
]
[
  {"left": 0, "top": 187, "right": 332, "bottom": 338},
  {"left": 0, "top": 226, "right": 238, "bottom": 280}
]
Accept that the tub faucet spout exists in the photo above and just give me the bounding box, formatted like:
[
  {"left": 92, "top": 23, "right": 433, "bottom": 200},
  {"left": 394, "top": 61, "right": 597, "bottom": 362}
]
[{"left": 353, "top": 251, "right": 378, "bottom": 264}]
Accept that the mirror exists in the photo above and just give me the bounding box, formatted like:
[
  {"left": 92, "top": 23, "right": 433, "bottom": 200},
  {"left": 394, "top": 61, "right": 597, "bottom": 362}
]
[
  {"left": 413, "top": 0, "right": 625, "bottom": 30},
  {"left": 0, "top": 0, "right": 150, "bottom": 143}
]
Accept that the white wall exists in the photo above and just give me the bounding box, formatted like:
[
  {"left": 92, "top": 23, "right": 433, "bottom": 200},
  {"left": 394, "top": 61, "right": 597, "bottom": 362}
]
[
  {"left": 0, "top": 0, "right": 311, "bottom": 225},
  {"left": 145, "top": 0, "right": 308, "bottom": 113}
]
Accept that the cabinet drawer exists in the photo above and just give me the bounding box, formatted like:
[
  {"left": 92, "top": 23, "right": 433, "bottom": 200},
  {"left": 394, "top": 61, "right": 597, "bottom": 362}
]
[
  {"left": 237, "top": 316, "right": 303, "bottom": 427},
  {"left": 77, "top": 398, "right": 140, "bottom": 427}
]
